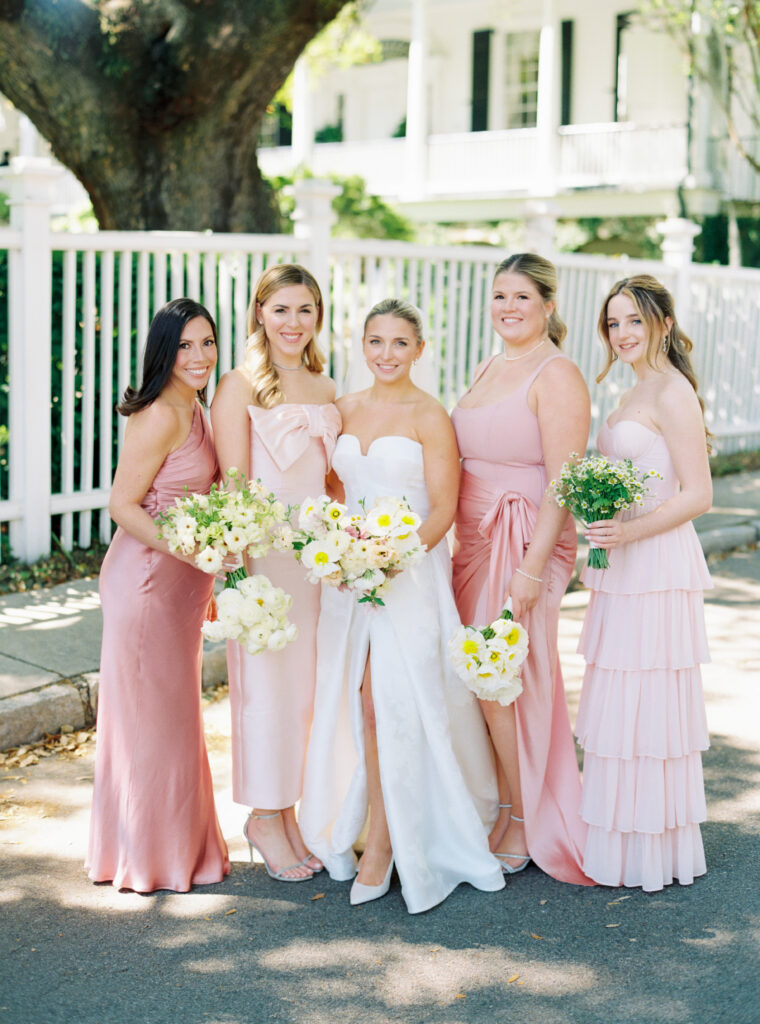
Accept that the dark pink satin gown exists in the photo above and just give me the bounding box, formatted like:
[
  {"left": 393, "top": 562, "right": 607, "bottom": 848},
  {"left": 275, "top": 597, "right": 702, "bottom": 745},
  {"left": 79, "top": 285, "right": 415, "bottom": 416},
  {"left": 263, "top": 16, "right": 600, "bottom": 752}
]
[
  {"left": 87, "top": 404, "right": 230, "bottom": 892},
  {"left": 451, "top": 353, "right": 593, "bottom": 886}
]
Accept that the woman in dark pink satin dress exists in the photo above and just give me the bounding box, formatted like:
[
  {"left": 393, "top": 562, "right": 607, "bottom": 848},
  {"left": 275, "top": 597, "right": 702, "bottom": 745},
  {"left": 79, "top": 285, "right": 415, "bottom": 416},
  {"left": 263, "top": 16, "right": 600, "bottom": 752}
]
[
  {"left": 87, "top": 299, "right": 230, "bottom": 893},
  {"left": 452, "top": 254, "right": 594, "bottom": 886}
]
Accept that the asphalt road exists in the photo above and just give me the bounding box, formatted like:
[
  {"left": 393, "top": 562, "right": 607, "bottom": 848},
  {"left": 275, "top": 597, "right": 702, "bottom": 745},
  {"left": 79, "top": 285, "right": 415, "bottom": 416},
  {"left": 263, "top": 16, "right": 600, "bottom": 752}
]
[{"left": 1, "top": 547, "right": 759, "bottom": 1024}]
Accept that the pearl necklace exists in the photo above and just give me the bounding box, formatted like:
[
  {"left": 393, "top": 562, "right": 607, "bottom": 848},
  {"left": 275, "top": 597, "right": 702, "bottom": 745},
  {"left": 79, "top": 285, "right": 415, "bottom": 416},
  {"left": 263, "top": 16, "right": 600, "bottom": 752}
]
[
  {"left": 272, "top": 361, "right": 305, "bottom": 371},
  {"left": 502, "top": 339, "right": 547, "bottom": 362}
]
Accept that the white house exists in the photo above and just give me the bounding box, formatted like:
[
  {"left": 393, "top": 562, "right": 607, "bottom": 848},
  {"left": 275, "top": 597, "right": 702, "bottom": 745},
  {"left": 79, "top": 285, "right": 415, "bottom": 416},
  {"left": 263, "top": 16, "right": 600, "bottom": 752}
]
[{"left": 258, "top": 0, "right": 760, "bottom": 241}]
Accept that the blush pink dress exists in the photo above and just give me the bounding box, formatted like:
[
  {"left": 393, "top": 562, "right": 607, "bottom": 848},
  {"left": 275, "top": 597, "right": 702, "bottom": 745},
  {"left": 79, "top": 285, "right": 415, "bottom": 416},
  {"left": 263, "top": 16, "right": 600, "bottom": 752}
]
[
  {"left": 226, "top": 402, "right": 340, "bottom": 809},
  {"left": 576, "top": 420, "right": 711, "bottom": 891},
  {"left": 451, "top": 353, "right": 593, "bottom": 886},
  {"left": 87, "top": 404, "right": 229, "bottom": 893}
]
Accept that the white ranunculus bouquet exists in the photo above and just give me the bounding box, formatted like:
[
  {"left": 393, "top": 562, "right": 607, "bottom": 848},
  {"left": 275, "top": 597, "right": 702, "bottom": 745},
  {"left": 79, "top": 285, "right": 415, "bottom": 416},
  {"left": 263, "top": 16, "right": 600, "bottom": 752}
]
[
  {"left": 156, "top": 468, "right": 296, "bottom": 653},
  {"left": 550, "top": 453, "right": 662, "bottom": 569},
  {"left": 289, "top": 494, "right": 426, "bottom": 606},
  {"left": 449, "top": 600, "right": 529, "bottom": 706},
  {"left": 201, "top": 574, "right": 298, "bottom": 655}
]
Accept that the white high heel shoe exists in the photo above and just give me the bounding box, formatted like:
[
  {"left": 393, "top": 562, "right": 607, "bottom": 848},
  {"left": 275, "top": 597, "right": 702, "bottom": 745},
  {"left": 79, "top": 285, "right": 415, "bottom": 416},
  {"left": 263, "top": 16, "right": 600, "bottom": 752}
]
[{"left": 350, "top": 857, "right": 394, "bottom": 906}]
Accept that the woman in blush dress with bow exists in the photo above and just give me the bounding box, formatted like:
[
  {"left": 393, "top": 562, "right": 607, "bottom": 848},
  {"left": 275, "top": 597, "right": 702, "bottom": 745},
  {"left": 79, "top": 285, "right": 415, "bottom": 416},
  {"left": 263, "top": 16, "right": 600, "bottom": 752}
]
[
  {"left": 87, "top": 298, "right": 230, "bottom": 893},
  {"left": 452, "top": 254, "right": 593, "bottom": 885},
  {"left": 211, "top": 264, "right": 340, "bottom": 882},
  {"left": 577, "top": 275, "right": 712, "bottom": 891}
]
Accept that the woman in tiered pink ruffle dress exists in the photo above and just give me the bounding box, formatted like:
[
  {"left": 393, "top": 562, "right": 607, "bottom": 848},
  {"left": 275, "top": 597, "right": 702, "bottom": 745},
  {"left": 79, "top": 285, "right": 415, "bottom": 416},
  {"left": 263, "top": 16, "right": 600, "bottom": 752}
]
[
  {"left": 452, "top": 254, "right": 593, "bottom": 885},
  {"left": 577, "top": 275, "right": 712, "bottom": 891},
  {"left": 88, "top": 299, "right": 230, "bottom": 893},
  {"left": 212, "top": 265, "right": 339, "bottom": 882}
]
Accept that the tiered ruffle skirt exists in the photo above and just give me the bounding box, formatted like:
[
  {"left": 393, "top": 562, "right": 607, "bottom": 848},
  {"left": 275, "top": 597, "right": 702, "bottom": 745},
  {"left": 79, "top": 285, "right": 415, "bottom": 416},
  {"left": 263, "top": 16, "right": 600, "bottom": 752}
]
[{"left": 576, "top": 520, "right": 711, "bottom": 891}]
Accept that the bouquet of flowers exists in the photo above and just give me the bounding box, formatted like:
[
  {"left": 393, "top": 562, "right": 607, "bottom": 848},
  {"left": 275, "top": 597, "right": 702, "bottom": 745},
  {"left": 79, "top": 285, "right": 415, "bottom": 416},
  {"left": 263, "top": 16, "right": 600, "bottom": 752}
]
[
  {"left": 200, "top": 574, "right": 297, "bottom": 655},
  {"left": 289, "top": 494, "right": 426, "bottom": 606},
  {"left": 448, "top": 600, "right": 529, "bottom": 706},
  {"left": 156, "top": 468, "right": 297, "bottom": 653},
  {"left": 550, "top": 453, "right": 661, "bottom": 570}
]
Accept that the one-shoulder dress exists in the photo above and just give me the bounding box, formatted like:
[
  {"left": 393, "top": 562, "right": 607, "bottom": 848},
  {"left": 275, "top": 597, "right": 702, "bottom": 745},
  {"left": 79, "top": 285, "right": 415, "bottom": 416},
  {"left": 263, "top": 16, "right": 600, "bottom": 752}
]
[
  {"left": 576, "top": 420, "right": 711, "bottom": 891},
  {"left": 451, "top": 353, "right": 593, "bottom": 886},
  {"left": 226, "top": 402, "right": 340, "bottom": 810},
  {"left": 87, "top": 404, "right": 229, "bottom": 892},
  {"left": 299, "top": 434, "right": 505, "bottom": 914}
]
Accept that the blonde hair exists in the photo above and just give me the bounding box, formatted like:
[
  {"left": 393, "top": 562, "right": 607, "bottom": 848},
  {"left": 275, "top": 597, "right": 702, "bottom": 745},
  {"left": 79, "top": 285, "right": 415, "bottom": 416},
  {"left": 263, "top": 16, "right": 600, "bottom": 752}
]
[
  {"left": 493, "top": 253, "right": 567, "bottom": 347},
  {"left": 244, "top": 264, "right": 326, "bottom": 408},
  {"left": 597, "top": 274, "right": 711, "bottom": 449},
  {"left": 363, "top": 297, "right": 424, "bottom": 343}
]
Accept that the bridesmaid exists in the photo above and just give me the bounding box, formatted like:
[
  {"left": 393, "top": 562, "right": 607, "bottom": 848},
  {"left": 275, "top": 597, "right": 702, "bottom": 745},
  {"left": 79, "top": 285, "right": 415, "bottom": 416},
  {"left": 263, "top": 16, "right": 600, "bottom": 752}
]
[
  {"left": 576, "top": 275, "right": 712, "bottom": 891},
  {"left": 452, "top": 253, "right": 594, "bottom": 885},
  {"left": 87, "top": 298, "right": 230, "bottom": 893},
  {"left": 211, "top": 263, "right": 339, "bottom": 882}
]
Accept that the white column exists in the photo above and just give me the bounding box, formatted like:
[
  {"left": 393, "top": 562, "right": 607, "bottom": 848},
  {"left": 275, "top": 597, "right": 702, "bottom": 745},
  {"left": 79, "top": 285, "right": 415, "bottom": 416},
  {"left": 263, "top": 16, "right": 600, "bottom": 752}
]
[
  {"left": 291, "top": 57, "right": 314, "bottom": 167},
  {"left": 523, "top": 199, "right": 558, "bottom": 255},
  {"left": 404, "top": 0, "right": 428, "bottom": 200},
  {"left": 17, "top": 114, "right": 42, "bottom": 157},
  {"left": 1, "top": 157, "right": 57, "bottom": 559},
  {"left": 532, "top": 0, "right": 559, "bottom": 197},
  {"left": 289, "top": 177, "right": 340, "bottom": 334},
  {"left": 657, "top": 216, "right": 701, "bottom": 329}
]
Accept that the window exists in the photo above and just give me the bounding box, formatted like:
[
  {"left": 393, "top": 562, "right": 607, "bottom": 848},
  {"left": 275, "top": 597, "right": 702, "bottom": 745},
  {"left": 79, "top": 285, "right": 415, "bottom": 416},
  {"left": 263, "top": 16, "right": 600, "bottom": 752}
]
[{"left": 504, "top": 31, "right": 540, "bottom": 129}]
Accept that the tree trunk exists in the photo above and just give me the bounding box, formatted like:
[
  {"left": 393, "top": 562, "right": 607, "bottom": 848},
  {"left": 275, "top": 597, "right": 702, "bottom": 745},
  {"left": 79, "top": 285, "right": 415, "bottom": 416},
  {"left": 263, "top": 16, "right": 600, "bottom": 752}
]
[{"left": 0, "top": 0, "right": 349, "bottom": 230}]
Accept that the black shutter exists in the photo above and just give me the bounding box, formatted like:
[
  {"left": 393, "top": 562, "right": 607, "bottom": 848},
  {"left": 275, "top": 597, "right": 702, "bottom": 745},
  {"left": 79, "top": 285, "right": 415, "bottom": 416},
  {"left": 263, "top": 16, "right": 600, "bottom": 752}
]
[
  {"left": 471, "top": 29, "right": 492, "bottom": 132},
  {"left": 561, "top": 20, "right": 574, "bottom": 126}
]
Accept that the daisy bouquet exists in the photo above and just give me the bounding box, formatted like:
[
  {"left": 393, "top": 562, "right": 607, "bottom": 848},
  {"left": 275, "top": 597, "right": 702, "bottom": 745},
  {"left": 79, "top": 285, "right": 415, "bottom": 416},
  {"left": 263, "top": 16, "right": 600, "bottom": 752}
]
[
  {"left": 290, "top": 494, "right": 426, "bottom": 606},
  {"left": 448, "top": 600, "right": 529, "bottom": 706},
  {"left": 156, "top": 468, "right": 297, "bottom": 652},
  {"left": 550, "top": 453, "right": 661, "bottom": 570}
]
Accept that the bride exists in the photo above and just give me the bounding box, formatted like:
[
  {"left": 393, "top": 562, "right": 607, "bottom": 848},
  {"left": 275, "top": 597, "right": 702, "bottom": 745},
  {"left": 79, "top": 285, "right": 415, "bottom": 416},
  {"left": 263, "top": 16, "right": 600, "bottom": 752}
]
[{"left": 299, "top": 298, "right": 504, "bottom": 914}]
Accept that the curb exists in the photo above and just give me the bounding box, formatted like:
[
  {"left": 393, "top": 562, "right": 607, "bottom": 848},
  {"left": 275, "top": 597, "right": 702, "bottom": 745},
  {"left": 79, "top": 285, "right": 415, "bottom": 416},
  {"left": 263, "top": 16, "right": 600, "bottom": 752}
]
[{"left": 1, "top": 522, "right": 758, "bottom": 752}]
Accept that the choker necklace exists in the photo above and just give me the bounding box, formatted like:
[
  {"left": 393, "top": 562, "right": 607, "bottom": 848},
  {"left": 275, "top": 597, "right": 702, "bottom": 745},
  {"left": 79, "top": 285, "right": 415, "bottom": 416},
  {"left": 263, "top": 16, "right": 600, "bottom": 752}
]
[
  {"left": 502, "top": 339, "right": 547, "bottom": 362},
  {"left": 272, "top": 361, "right": 304, "bottom": 371}
]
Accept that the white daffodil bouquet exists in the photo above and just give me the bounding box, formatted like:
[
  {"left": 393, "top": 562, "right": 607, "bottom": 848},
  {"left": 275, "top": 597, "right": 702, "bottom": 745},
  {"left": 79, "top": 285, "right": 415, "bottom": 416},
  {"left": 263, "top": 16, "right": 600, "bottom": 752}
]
[
  {"left": 550, "top": 453, "right": 661, "bottom": 569},
  {"left": 156, "top": 469, "right": 297, "bottom": 653},
  {"left": 449, "top": 601, "right": 529, "bottom": 706},
  {"left": 290, "top": 494, "right": 426, "bottom": 606}
]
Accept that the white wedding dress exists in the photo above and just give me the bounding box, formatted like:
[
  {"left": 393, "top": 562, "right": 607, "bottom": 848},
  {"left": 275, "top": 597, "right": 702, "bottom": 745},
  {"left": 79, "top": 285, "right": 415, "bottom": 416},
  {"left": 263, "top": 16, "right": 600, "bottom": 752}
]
[{"left": 299, "top": 434, "right": 505, "bottom": 913}]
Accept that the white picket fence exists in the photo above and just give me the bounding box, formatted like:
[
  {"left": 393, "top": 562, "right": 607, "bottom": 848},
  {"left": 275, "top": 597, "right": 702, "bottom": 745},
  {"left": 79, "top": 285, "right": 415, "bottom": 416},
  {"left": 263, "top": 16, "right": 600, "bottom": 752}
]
[{"left": 1, "top": 170, "right": 759, "bottom": 562}]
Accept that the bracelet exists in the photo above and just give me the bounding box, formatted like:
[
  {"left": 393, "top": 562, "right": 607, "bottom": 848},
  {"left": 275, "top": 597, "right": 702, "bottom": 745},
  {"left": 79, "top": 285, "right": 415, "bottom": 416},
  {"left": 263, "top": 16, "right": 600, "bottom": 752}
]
[{"left": 514, "top": 567, "right": 543, "bottom": 583}]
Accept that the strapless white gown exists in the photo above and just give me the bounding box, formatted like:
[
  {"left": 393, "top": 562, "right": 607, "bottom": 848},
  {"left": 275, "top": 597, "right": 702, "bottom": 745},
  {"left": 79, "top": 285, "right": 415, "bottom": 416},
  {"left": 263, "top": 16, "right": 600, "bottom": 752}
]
[{"left": 299, "top": 434, "right": 505, "bottom": 913}]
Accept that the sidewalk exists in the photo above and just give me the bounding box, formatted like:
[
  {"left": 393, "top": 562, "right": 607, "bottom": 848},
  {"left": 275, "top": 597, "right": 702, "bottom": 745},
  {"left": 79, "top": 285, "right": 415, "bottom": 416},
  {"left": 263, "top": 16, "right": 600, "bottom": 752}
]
[{"left": 1, "top": 471, "right": 759, "bottom": 751}]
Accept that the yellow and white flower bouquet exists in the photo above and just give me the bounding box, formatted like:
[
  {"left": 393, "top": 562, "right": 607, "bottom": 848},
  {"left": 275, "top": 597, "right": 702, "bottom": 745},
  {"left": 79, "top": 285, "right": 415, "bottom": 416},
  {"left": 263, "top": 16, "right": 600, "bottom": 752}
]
[
  {"left": 290, "top": 494, "right": 426, "bottom": 606},
  {"left": 156, "top": 469, "right": 297, "bottom": 653},
  {"left": 449, "top": 600, "right": 529, "bottom": 706},
  {"left": 550, "top": 453, "right": 661, "bottom": 569}
]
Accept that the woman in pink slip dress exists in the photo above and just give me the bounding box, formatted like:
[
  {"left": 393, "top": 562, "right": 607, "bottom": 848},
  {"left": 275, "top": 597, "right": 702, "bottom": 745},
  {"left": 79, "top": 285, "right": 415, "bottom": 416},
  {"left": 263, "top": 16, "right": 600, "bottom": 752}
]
[
  {"left": 452, "top": 253, "right": 594, "bottom": 885},
  {"left": 87, "top": 298, "right": 230, "bottom": 893},
  {"left": 212, "top": 264, "right": 339, "bottom": 882},
  {"left": 577, "top": 275, "right": 712, "bottom": 891}
]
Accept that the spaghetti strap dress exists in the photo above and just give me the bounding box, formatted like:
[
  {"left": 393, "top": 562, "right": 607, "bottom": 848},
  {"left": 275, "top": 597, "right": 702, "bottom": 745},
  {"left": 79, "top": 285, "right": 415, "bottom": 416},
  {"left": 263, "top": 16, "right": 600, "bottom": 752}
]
[
  {"left": 576, "top": 420, "right": 711, "bottom": 891},
  {"left": 226, "top": 402, "right": 340, "bottom": 809},
  {"left": 451, "top": 353, "right": 593, "bottom": 886},
  {"left": 87, "top": 404, "right": 229, "bottom": 893}
]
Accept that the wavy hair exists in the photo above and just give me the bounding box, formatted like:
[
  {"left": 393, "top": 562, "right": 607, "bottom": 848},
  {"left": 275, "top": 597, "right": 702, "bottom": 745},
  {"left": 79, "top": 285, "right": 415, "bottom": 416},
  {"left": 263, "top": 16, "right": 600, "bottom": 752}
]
[
  {"left": 117, "top": 298, "right": 217, "bottom": 415},
  {"left": 244, "top": 264, "right": 325, "bottom": 408},
  {"left": 493, "top": 253, "right": 567, "bottom": 347}
]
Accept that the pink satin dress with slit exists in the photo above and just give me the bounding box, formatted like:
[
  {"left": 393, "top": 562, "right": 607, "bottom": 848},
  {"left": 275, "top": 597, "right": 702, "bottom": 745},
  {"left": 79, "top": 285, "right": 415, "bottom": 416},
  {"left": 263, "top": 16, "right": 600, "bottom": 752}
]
[
  {"left": 451, "top": 353, "right": 593, "bottom": 886},
  {"left": 576, "top": 420, "right": 711, "bottom": 890},
  {"left": 87, "top": 404, "right": 230, "bottom": 893}
]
